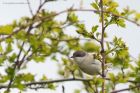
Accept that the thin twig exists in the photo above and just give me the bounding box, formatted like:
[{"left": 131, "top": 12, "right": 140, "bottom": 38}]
[
  {"left": 105, "top": 47, "right": 118, "bottom": 55},
  {"left": 62, "top": 85, "right": 65, "bottom": 93},
  {"left": 3, "top": 2, "right": 28, "bottom": 4},
  {"left": 26, "top": 78, "right": 92, "bottom": 86},
  {"left": 17, "top": 46, "right": 32, "bottom": 69},
  {"left": 27, "top": 0, "right": 34, "bottom": 16},
  {"left": 103, "top": 18, "right": 113, "bottom": 31},
  {"left": 5, "top": 1, "right": 47, "bottom": 91},
  {"left": 6, "top": 41, "right": 25, "bottom": 92},
  {"left": 1, "top": 8, "right": 140, "bottom": 42},
  {"left": 111, "top": 85, "right": 140, "bottom": 93}
]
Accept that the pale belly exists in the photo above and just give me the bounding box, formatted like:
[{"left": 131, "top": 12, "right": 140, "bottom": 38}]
[{"left": 79, "top": 63, "right": 101, "bottom": 75}]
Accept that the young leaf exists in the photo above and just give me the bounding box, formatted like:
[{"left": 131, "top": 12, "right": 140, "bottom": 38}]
[
  {"left": 0, "top": 25, "right": 13, "bottom": 35},
  {"left": 91, "top": 2, "right": 99, "bottom": 10},
  {"left": 117, "top": 19, "right": 126, "bottom": 27},
  {"left": 92, "top": 25, "right": 98, "bottom": 33}
]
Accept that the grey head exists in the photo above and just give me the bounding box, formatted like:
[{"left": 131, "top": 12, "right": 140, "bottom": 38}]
[{"left": 71, "top": 51, "right": 86, "bottom": 58}]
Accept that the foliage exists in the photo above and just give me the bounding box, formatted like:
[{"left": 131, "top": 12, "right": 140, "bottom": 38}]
[{"left": 0, "top": 0, "right": 140, "bottom": 93}]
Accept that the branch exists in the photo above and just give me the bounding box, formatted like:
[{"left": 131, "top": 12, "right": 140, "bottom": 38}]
[
  {"left": 0, "top": 77, "right": 138, "bottom": 90},
  {"left": 1, "top": 8, "right": 140, "bottom": 42},
  {"left": 62, "top": 85, "right": 65, "bottom": 93},
  {"left": 99, "top": 0, "right": 106, "bottom": 93},
  {"left": 5, "top": 1, "right": 48, "bottom": 92},
  {"left": 2, "top": 2, "right": 28, "bottom": 4},
  {"left": 105, "top": 46, "right": 118, "bottom": 55},
  {"left": 27, "top": 0, "right": 34, "bottom": 16},
  {"left": 0, "top": 78, "right": 92, "bottom": 89},
  {"left": 40, "top": 8, "right": 140, "bottom": 26},
  {"left": 25, "top": 78, "right": 89, "bottom": 86},
  {"left": 111, "top": 85, "right": 140, "bottom": 93},
  {"left": 0, "top": 1, "right": 46, "bottom": 42},
  {"left": 6, "top": 41, "right": 26, "bottom": 92},
  {"left": 17, "top": 46, "right": 32, "bottom": 69}
]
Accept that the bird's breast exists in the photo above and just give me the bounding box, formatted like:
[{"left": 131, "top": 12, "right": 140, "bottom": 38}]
[{"left": 78, "top": 60, "right": 101, "bottom": 75}]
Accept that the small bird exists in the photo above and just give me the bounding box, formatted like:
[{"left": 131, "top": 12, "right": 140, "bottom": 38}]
[{"left": 71, "top": 51, "right": 101, "bottom": 75}]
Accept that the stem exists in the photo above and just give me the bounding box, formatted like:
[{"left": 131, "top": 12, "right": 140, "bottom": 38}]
[
  {"left": 100, "top": 0, "right": 105, "bottom": 93},
  {"left": 62, "top": 85, "right": 65, "bottom": 93},
  {"left": 6, "top": 42, "right": 25, "bottom": 92}
]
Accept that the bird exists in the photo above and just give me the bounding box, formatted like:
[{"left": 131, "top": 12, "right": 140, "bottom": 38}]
[{"left": 71, "top": 50, "right": 102, "bottom": 75}]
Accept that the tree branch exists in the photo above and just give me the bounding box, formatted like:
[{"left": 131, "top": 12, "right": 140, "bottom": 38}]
[
  {"left": 27, "top": 0, "right": 34, "bottom": 16},
  {"left": 111, "top": 85, "right": 140, "bottom": 93},
  {"left": 6, "top": 41, "right": 25, "bottom": 92},
  {"left": 1, "top": 8, "right": 140, "bottom": 43},
  {"left": 0, "top": 78, "right": 92, "bottom": 89},
  {"left": 5, "top": 1, "right": 48, "bottom": 92},
  {"left": 99, "top": 0, "right": 106, "bottom": 93},
  {"left": 0, "top": 77, "right": 138, "bottom": 90}
]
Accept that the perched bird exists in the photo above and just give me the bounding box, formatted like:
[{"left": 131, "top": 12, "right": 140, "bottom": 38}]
[{"left": 71, "top": 51, "right": 101, "bottom": 75}]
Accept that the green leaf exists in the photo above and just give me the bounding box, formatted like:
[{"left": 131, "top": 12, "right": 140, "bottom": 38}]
[
  {"left": 83, "top": 42, "right": 99, "bottom": 52},
  {"left": 0, "top": 45, "right": 3, "bottom": 52},
  {"left": 0, "top": 75, "right": 9, "bottom": 83},
  {"left": 30, "top": 35, "right": 38, "bottom": 50},
  {"left": 16, "top": 83, "right": 25, "bottom": 90},
  {"left": 5, "top": 38, "right": 13, "bottom": 43},
  {"left": 48, "top": 83, "right": 56, "bottom": 90},
  {"left": 0, "top": 24, "right": 13, "bottom": 35},
  {"left": 6, "top": 67, "right": 15, "bottom": 78},
  {"left": 109, "top": 73, "right": 116, "bottom": 83},
  {"left": 51, "top": 55, "right": 58, "bottom": 61},
  {"left": 4, "top": 90, "right": 9, "bottom": 93},
  {"left": 6, "top": 43, "right": 12, "bottom": 53},
  {"left": 96, "top": 32, "right": 100, "bottom": 38},
  {"left": 117, "top": 19, "right": 126, "bottom": 27},
  {"left": 62, "top": 57, "right": 68, "bottom": 65},
  {"left": 58, "top": 70, "right": 65, "bottom": 76},
  {"left": 92, "top": 25, "right": 98, "bottom": 33},
  {"left": 91, "top": 2, "right": 99, "bottom": 10},
  {"left": 135, "top": 13, "right": 140, "bottom": 21},
  {"left": 23, "top": 73, "right": 34, "bottom": 82},
  {"left": 106, "top": 42, "right": 111, "bottom": 50},
  {"left": 67, "top": 12, "right": 78, "bottom": 23},
  {"left": 76, "top": 23, "right": 85, "bottom": 29},
  {"left": 110, "top": 2, "right": 119, "bottom": 8},
  {"left": 0, "top": 55, "right": 6, "bottom": 65},
  {"left": 117, "top": 73, "right": 128, "bottom": 83},
  {"left": 33, "top": 56, "right": 45, "bottom": 62},
  {"left": 41, "top": 75, "right": 47, "bottom": 80},
  {"left": 15, "top": 30, "right": 27, "bottom": 41},
  {"left": 9, "top": 53, "right": 17, "bottom": 62},
  {"left": 74, "top": 89, "right": 80, "bottom": 93}
]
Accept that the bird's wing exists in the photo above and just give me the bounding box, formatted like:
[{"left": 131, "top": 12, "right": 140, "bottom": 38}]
[{"left": 91, "top": 60, "right": 101, "bottom": 65}]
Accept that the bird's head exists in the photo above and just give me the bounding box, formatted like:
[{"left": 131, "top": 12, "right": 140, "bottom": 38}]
[
  {"left": 71, "top": 51, "right": 86, "bottom": 58},
  {"left": 71, "top": 51, "right": 87, "bottom": 63}
]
